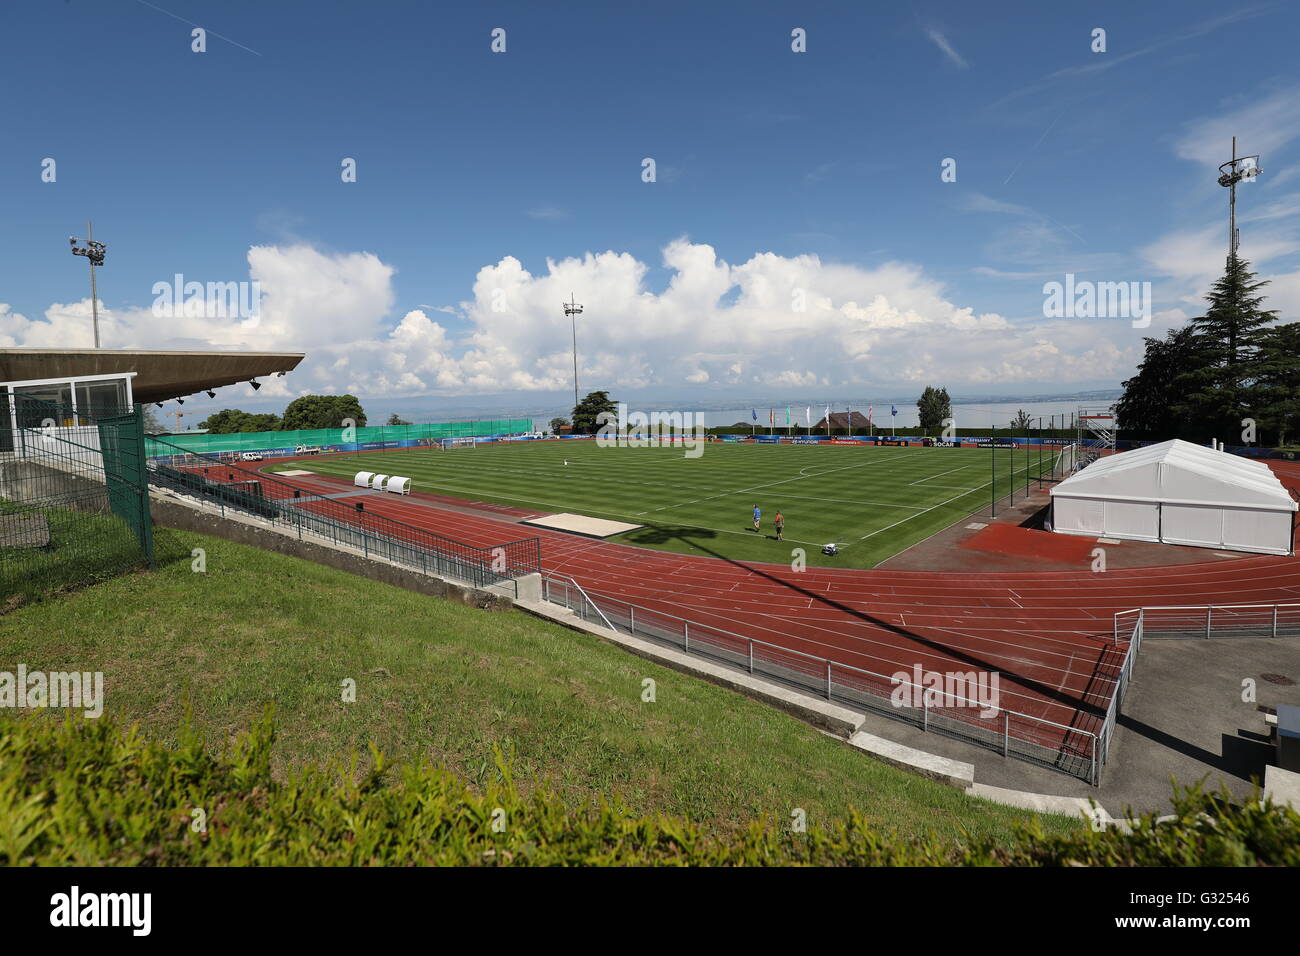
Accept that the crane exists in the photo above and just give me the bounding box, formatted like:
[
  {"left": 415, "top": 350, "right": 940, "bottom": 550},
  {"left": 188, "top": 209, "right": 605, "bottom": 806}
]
[{"left": 163, "top": 407, "right": 221, "bottom": 433}]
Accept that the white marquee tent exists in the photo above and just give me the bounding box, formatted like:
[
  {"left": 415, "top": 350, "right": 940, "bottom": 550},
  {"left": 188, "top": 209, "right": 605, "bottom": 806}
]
[{"left": 1049, "top": 439, "right": 1297, "bottom": 555}]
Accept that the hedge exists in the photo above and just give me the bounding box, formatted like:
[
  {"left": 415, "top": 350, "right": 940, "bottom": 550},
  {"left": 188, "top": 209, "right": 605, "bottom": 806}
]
[{"left": 2, "top": 712, "right": 1296, "bottom": 866}]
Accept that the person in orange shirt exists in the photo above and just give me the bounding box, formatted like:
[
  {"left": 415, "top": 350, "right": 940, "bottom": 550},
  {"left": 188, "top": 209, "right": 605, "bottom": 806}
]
[{"left": 774, "top": 510, "right": 785, "bottom": 541}]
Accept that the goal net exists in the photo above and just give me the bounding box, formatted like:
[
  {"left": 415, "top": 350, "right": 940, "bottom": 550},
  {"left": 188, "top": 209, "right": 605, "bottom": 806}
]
[{"left": 440, "top": 437, "right": 477, "bottom": 450}]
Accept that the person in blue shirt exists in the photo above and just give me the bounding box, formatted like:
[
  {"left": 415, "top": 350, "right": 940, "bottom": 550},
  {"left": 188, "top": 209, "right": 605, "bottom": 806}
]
[{"left": 752, "top": 504, "right": 761, "bottom": 532}]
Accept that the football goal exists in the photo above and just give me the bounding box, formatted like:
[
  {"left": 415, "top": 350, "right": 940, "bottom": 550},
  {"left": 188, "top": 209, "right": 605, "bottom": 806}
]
[{"left": 439, "top": 436, "right": 477, "bottom": 451}]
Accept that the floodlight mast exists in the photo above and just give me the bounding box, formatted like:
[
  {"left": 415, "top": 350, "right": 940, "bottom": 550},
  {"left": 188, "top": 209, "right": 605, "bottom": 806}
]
[
  {"left": 1218, "top": 136, "right": 1262, "bottom": 262},
  {"left": 69, "top": 220, "right": 106, "bottom": 348},
  {"left": 563, "top": 292, "right": 584, "bottom": 412}
]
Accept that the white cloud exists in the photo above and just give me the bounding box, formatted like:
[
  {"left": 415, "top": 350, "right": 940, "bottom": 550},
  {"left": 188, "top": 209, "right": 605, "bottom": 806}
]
[
  {"left": 923, "top": 26, "right": 968, "bottom": 69},
  {"left": 1174, "top": 86, "right": 1300, "bottom": 170},
  {"left": 1, "top": 238, "right": 1225, "bottom": 400},
  {"left": 526, "top": 205, "right": 569, "bottom": 221}
]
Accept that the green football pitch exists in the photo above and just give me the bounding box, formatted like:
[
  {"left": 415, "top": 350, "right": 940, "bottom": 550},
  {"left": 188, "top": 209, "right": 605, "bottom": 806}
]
[{"left": 270, "top": 440, "right": 1055, "bottom": 569}]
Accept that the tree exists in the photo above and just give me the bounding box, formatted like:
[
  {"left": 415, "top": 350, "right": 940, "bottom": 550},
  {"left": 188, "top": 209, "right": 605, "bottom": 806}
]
[
  {"left": 549, "top": 417, "right": 569, "bottom": 433},
  {"left": 141, "top": 407, "right": 167, "bottom": 435},
  {"left": 1254, "top": 322, "right": 1300, "bottom": 446},
  {"left": 1179, "top": 255, "right": 1280, "bottom": 439},
  {"left": 281, "top": 394, "right": 367, "bottom": 431},
  {"left": 385, "top": 414, "right": 412, "bottom": 426},
  {"left": 1116, "top": 326, "right": 1209, "bottom": 440},
  {"left": 571, "top": 391, "right": 616, "bottom": 435},
  {"left": 1009, "top": 409, "right": 1033, "bottom": 430},
  {"left": 916, "top": 386, "right": 951, "bottom": 433},
  {"left": 198, "top": 409, "right": 282, "bottom": 434}
]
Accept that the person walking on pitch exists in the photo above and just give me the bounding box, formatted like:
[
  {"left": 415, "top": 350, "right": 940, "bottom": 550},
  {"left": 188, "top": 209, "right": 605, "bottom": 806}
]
[
  {"left": 774, "top": 510, "right": 784, "bottom": 541},
  {"left": 752, "top": 504, "right": 761, "bottom": 532}
]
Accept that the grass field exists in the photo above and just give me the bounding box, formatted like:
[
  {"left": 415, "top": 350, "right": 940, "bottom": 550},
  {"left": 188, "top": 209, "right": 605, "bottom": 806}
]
[
  {"left": 0, "top": 528, "right": 1083, "bottom": 841},
  {"left": 270, "top": 439, "right": 1058, "bottom": 568}
]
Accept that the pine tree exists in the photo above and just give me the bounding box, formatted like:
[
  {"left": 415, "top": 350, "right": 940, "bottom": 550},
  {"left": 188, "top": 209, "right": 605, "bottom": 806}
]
[
  {"left": 571, "top": 391, "right": 617, "bottom": 435},
  {"left": 1180, "top": 255, "right": 1279, "bottom": 437},
  {"left": 1254, "top": 322, "right": 1300, "bottom": 447}
]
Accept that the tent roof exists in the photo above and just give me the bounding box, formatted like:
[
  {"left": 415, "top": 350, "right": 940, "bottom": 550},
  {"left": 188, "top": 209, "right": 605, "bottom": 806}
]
[{"left": 1050, "top": 439, "right": 1297, "bottom": 513}]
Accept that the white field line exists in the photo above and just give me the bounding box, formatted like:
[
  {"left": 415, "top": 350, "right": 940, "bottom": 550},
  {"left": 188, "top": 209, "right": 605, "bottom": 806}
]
[
  {"left": 908, "top": 462, "right": 981, "bottom": 485},
  {"left": 760, "top": 492, "right": 924, "bottom": 510},
  {"left": 643, "top": 451, "right": 918, "bottom": 516},
  {"left": 848, "top": 463, "right": 1036, "bottom": 545},
  {"left": 340, "top": 474, "right": 830, "bottom": 546}
]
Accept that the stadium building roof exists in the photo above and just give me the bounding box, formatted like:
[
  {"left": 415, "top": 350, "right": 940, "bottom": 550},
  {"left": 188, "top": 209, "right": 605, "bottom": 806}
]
[{"left": 0, "top": 348, "right": 305, "bottom": 405}]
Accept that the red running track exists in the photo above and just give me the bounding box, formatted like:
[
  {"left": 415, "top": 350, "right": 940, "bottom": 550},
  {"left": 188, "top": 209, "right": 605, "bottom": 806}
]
[{"left": 219, "top": 462, "right": 1300, "bottom": 754}]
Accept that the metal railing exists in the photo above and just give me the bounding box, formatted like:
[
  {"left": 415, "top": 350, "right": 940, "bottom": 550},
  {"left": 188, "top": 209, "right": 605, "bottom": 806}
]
[
  {"left": 1114, "top": 603, "right": 1300, "bottom": 643},
  {"left": 1100, "top": 601, "right": 1300, "bottom": 782},
  {"left": 1098, "top": 614, "right": 1142, "bottom": 782},
  {"left": 542, "top": 574, "right": 1105, "bottom": 783},
  {"left": 145, "top": 436, "right": 541, "bottom": 594}
]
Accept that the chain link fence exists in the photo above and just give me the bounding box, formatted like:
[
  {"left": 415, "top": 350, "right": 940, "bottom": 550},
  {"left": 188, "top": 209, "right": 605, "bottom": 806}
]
[
  {"left": 1, "top": 396, "right": 154, "bottom": 606},
  {"left": 146, "top": 436, "right": 540, "bottom": 592}
]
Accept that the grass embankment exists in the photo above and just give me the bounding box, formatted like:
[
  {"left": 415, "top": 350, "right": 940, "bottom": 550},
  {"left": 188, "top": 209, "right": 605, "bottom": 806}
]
[{"left": 0, "top": 528, "right": 1081, "bottom": 843}]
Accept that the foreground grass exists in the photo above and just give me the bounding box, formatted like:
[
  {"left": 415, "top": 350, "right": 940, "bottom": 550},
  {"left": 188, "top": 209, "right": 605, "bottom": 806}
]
[
  {"left": 4, "top": 712, "right": 1294, "bottom": 865},
  {"left": 268, "top": 440, "right": 1048, "bottom": 568},
  {"left": 0, "top": 528, "right": 1082, "bottom": 843}
]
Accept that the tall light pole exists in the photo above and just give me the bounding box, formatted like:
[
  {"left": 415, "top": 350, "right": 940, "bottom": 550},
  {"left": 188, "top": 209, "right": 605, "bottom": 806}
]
[
  {"left": 1218, "top": 137, "right": 1262, "bottom": 262},
  {"left": 70, "top": 221, "right": 107, "bottom": 348},
  {"left": 563, "top": 292, "right": 583, "bottom": 412}
]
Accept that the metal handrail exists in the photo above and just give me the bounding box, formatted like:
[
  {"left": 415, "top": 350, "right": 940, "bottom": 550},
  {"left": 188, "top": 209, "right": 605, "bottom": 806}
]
[
  {"left": 541, "top": 572, "right": 1101, "bottom": 780},
  {"left": 543, "top": 572, "right": 618, "bottom": 633},
  {"left": 1113, "top": 603, "right": 1300, "bottom": 644}
]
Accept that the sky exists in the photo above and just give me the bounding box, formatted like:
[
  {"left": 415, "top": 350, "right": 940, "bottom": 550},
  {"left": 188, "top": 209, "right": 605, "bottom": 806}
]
[{"left": 2, "top": 0, "right": 1299, "bottom": 417}]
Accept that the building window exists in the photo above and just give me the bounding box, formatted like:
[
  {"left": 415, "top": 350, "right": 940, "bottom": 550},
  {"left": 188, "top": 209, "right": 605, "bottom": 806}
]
[
  {"left": 13, "top": 382, "right": 74, "bottom": 429},
  {"left": 75, "top": 379, "right": 129, "bottom": 422}
]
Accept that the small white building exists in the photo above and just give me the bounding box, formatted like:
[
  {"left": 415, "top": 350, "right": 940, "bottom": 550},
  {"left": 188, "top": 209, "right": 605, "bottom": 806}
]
[{"left": 1049, "top": 439, "right": 1297, "bottom": 556}]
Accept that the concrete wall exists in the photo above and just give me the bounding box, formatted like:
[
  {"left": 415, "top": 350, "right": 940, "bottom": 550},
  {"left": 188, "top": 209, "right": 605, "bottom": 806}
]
[{"left": 0, "top": 458, "right": 109, "bottom": 513}]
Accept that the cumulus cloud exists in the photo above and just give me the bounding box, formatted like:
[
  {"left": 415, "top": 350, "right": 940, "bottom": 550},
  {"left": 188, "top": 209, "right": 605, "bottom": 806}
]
[{"left": 0, "top": 237, "right": 1228, "bottom": 400}]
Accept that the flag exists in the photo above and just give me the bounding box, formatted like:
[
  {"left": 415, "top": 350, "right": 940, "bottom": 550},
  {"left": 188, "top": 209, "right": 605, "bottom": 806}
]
[
  {"left": 805, "top": 406, "right": 811, "bottom": 427},
  {"left": 769, "top": 408, "right": 774, "bottom": 425},
  {"left": 867, "top": 406, "right": 873, "bottom": 424},
  {"left": 891, "top": 404, "right": 898, "bottom": 418},
  {"left": 751, "top": 408, "right": 757, "bottom": 422},
  {"left": 785, "top": 407, "right": 791, "bottom": 426}
]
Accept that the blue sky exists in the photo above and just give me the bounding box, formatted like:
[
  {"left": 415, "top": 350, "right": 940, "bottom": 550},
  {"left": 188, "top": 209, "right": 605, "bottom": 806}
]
[{"left": 3, "top": 0, "right": 1299, "bottom": 414}]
